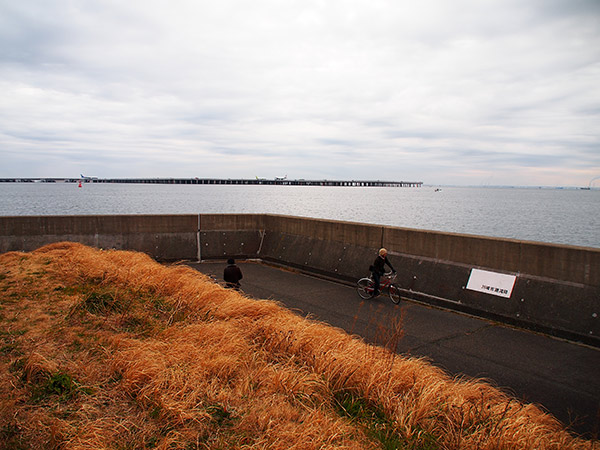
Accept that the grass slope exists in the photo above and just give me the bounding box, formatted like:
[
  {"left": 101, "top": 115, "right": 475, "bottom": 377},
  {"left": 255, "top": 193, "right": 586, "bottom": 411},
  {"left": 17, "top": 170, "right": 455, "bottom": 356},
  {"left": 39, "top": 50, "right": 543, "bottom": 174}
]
[{"left": 0, "top": 242, "right": 595, "bottom": 450}]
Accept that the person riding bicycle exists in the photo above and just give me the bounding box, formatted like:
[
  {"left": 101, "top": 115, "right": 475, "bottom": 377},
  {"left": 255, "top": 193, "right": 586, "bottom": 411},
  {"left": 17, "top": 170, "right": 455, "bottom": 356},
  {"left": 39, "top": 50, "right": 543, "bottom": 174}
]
[{"left": 371, "top": 248, "right": 396, "bottom": 296}]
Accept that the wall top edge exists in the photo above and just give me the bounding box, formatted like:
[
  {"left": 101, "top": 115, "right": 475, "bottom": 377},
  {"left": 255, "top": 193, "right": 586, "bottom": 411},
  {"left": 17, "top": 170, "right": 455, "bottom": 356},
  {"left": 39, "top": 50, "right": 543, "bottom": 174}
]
[{"left": 0, "top": 214, "right": 198, "bottom": 218}]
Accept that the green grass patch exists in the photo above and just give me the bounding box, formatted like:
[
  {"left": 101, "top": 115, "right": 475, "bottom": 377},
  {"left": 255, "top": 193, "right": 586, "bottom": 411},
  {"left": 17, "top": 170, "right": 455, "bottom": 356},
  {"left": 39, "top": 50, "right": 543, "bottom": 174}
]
[
  {"left": 334, "top": 390, "right": 439, "bottom": 450},
  {"left": 30, "top": 371, "right": 91, "bottom": 403},
  {"left": 81, "top": 290, "right": 124, "bottom": 314}
]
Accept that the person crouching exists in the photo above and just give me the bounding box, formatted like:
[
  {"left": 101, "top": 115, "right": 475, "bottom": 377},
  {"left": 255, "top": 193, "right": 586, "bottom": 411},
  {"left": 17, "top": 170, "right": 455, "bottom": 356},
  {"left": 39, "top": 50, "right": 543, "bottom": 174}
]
[{"left": 223, "top": 258, "right": 243, "bottom": 290}]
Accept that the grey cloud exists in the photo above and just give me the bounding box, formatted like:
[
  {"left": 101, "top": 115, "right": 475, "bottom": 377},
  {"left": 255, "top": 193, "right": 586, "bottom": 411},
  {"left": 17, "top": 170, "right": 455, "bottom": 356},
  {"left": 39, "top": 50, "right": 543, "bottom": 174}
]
[{"left": 0, "top": 0, "right": 598, "bottom": 185}]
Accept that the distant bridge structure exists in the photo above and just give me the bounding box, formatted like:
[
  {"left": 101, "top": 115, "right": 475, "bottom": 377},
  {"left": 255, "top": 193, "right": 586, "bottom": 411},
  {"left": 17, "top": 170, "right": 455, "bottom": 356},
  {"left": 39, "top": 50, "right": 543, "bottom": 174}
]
[{"left": 0, "top": 178, "right": 423, "bottom": 187}]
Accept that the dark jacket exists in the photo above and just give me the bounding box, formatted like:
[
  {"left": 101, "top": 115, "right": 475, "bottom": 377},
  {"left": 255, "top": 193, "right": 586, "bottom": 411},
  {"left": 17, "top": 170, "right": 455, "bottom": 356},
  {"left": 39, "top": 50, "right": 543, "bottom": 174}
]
[
  {"left": 372, "top": 255, "right": 395, "bottom": 275},
  {"left": 224, "top": 264, "right": 243, "bottom": 287}
]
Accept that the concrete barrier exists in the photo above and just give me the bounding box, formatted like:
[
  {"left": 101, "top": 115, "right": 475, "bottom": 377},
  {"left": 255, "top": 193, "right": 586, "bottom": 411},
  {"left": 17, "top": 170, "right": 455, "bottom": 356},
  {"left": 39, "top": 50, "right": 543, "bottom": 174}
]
[
  {"left": 198, "top": 213, "right": 266, "bottom": 260},
  {"left": 0, "top": 213, "right": 598, "bottom": 346},
  {"left": 0, "top": 215, "right": 198, "bottom": 261},
  {"left": 384, "top": 226, "right": 599, "bottom": 286},
  {"left": 196, "top": 214, "right": 599, "bottom": 346}
]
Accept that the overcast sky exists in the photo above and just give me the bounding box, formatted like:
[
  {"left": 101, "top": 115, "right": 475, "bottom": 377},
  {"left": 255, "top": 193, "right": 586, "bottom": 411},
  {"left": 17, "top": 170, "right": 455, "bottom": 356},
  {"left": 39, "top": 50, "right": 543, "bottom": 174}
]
[{"left": 1, "top": 0, "right": 599, "bottom": 186}]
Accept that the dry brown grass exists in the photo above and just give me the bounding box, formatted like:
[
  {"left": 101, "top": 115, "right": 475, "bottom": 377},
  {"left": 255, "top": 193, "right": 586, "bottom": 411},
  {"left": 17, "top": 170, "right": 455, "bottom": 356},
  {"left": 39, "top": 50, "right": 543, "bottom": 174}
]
[{"left": 0, "top": 242, "right": 596, "bottom": 450}]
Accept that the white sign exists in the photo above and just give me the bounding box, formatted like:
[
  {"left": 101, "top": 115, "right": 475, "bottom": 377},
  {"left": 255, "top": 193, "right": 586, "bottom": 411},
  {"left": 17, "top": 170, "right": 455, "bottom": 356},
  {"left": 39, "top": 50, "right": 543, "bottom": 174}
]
[{"left": 466, "top": 269, "right": 516, "bottom": 298}]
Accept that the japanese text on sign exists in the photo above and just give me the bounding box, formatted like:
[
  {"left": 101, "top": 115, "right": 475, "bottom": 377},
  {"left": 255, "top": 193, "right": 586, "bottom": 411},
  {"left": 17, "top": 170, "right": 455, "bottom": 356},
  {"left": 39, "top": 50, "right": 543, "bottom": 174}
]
[{"left": 466, "top": 269, "right": 516, "bottom": 299}]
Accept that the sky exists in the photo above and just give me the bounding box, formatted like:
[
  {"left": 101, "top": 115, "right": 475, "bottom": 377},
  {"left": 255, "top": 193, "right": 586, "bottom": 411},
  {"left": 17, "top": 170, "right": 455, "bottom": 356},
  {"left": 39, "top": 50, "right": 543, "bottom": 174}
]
[{"left": 1, "top": 0, "right": 599, "bottom": 186}]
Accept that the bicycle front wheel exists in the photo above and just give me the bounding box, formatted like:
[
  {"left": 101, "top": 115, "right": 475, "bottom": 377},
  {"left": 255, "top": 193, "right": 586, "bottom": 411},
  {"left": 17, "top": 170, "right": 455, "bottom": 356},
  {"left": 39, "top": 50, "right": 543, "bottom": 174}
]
[
  {"left": 389, "top": 284, "right": 401, "bottom": 304},
  {"left": 357, "top": 278, "right": 375, "bottom": 299}
]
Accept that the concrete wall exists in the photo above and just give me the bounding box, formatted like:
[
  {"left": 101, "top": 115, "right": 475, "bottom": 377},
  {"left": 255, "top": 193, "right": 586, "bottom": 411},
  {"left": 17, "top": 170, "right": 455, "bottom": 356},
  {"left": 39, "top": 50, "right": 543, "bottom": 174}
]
[
  {"left": 0, "top": 215, "right": 198, "bottom": 261},
  {"left": 253, "top": 214, "right": 599, "bottom": 345},
  {"left": 0, "top": 213, "right": 598, "bottom": 346}
]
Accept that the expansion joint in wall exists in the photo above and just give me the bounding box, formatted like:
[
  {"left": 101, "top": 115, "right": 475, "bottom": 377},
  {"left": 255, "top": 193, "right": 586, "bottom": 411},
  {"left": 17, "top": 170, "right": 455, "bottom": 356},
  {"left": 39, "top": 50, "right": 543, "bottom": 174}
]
[
  {"left": 197, "top": 214, "right": 202, "bottom": 261},
  {"left": 257, "top": 229, "right": 266, "bottom": 255}
]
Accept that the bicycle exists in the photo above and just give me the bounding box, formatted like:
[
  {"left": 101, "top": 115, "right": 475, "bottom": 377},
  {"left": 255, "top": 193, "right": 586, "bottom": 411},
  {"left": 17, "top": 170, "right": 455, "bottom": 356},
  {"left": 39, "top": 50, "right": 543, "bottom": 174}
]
[{"left": 356, "top": 271, "right": 401, "bottom": 304}]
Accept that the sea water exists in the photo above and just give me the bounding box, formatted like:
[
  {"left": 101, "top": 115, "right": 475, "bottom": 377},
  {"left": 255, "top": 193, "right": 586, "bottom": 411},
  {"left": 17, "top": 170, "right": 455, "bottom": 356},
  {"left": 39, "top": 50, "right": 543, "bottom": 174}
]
[{"left": 0, "top": 183, "right": 598, "bottom": 248}]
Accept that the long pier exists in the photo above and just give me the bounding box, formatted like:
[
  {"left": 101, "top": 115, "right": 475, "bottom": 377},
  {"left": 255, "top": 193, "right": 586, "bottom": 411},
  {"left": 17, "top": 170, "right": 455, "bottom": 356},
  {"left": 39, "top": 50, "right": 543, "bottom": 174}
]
[{"left": 0, "top": 177, "right": 423, "bottom": 187}]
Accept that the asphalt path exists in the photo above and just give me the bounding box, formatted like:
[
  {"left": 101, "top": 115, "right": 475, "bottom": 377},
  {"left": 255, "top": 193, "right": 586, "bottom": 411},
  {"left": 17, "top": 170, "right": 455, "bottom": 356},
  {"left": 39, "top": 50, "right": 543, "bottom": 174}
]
[{"left": 187, "top": 260, "right": 600, "bottom": 439}]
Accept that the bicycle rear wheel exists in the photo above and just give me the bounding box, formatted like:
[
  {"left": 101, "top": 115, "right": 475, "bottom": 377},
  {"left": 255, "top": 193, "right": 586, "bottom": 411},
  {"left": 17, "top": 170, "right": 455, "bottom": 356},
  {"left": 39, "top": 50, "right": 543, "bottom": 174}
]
[
  {"left": 357, "top": 278, "right": 375, "bottom": 299},
  {"left": 389, "top": 284, "right": 401, "bottom": 304}
]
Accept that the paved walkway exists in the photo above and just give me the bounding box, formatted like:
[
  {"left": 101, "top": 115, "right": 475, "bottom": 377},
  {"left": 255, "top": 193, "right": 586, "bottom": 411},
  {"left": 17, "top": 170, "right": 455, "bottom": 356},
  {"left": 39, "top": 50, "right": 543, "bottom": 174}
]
[{"left": 187, "top": 260, "right": 599, "bottom": 438}]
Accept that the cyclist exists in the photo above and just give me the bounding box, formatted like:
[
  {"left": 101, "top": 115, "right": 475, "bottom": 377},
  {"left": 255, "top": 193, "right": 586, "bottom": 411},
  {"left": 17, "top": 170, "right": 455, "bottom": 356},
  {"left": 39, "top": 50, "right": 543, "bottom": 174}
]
[{"left": 371, "top": 248, "right": 396, "bottom": 296}]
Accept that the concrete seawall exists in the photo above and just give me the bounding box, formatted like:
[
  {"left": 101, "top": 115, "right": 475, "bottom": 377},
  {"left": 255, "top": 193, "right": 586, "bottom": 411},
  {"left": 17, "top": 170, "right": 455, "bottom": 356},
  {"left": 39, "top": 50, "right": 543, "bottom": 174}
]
[
  {"left": 1, "top": 214, "right": 598, "bottom": 346},
  {"left": 0, "top": 215, "right": 199, "bottom": 261}
]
